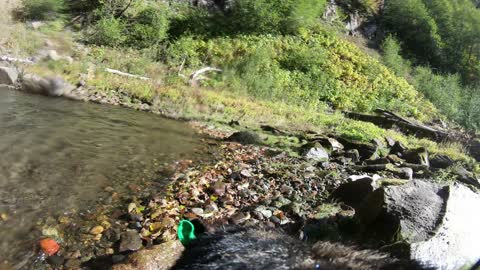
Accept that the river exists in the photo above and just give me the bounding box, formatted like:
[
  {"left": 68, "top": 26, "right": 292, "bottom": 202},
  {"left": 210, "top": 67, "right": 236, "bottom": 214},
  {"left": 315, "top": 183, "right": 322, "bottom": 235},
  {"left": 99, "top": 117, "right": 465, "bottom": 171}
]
[{"left": 0, "top": 87, "right": 209, "bottom": 269}]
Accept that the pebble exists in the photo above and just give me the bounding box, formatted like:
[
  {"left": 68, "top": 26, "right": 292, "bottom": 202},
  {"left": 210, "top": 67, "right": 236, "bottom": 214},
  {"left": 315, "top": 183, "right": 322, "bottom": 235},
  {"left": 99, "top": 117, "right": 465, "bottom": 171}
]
[
  {"left": 46, "top": 255, "right": 65, "bottom": 268},
  {"left": 89, "top": 226, "right": 104, "bottom": 235},
  {"left": 119, "top": 230, "right": 143, "bottom": 252}
]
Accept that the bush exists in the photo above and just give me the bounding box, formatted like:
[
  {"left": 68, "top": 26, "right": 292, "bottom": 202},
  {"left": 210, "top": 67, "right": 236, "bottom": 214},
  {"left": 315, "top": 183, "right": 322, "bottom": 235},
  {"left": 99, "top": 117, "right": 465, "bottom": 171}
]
[
  {"left": 88, "top": 17, "right": 126, "bottom": 47},
  {"left": 412, "top": 66, "right": 463, "bottom": 122},
  {"left": 22, "top": 0, "right": 65, "bottom": 20},
  {"left": 381, "top": 36, "right": 411, "bottom": 78},
  {"left": 169, "top": 0, "right": 327, "bottom": 37},
  {"left": 126, "top": 6, "right": 169, "bottom": 48}
]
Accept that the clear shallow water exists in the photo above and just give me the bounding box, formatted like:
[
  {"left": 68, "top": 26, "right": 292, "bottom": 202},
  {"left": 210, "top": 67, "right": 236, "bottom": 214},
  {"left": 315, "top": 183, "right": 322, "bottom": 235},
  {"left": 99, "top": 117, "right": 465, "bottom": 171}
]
[{"left": 0, "top": 87, "right": 207, "bottom": 269}]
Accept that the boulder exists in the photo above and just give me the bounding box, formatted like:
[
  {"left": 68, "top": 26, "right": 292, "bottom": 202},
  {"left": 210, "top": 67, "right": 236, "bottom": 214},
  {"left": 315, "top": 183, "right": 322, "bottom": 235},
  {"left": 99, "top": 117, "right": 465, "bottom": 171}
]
[
  {"left": 332, "top": 176, "right": 378, "bottom": 207},
  {"left": 402, "top": 147, "right": 429, "bottom": 167},
  {"left": 0, "top": 67, "right": 18, "bottom": 85},
  {"left": 113, "top": 240, "right": 185, "bottom": 270},
  {"left": 227, "top": 131, "right": 262, "bottom": 145},
  {"left": 430, "top": 155, "right": 454, "bottom": 169},
  {"left": 390, "top": 141, "right": 407, "bottom": 156},
  {"left": 410, "top": 184, "right": 480, "bottom": 269},
  {"left": 301, "top": 142, "right": 329, "bottom": 161},
  {"left": 356, "top": 180, "right": 448, "bottom": 243},
  {"left": 21, "top": 74, "right": 75, "bottom": 97},
  {"left": 336, "top": 137, "right": 377, "bottom": 160}
]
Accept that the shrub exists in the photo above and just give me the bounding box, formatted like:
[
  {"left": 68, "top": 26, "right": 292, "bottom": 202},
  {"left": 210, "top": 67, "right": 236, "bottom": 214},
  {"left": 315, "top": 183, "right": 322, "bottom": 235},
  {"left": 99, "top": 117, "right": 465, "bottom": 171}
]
[
  {"left": 22, "top": 0, "right": 65, "bottom": 20},
  {"left": 381, "top": 36, "right": 411, "bottom": 78},
  {"left": 88, "top": 17, "right": 125, "bottom": 47},
  {"left": 412, "top": 67, "right": 464, "bottom": 122},
  {"left": 126, "top": 6, "right": 169, "bottom": 48}
]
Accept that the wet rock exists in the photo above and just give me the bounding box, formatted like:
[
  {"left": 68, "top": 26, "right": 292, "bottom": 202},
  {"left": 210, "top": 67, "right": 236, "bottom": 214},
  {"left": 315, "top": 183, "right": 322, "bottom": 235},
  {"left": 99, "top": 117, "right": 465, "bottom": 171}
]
[
  {"left": 0, "top": 67, "right": 18, "bottom": 85},
  {"left": 332, "top": 176, "right": 378, "bottom": 208},
  {"left": 47, "top": 255, "right": 65, "bottom": 268},
  {"left": 119, "top": 230, "right": 143, "bottom": 253},
  {"left": 357, "top": 180, "right": 448, "bottom": 243},
  {"left": 112, "top": 240, "right": 185, "bottom": 270},
  {"left": 227, "top": 131, "right": 262, "bottom": 145},
  {"left": 301, "top": 143, "right": 329, "bottom": 161},
  {"left": 90, "top": 226, "right": 104, "bottom": 235},
  {"left": 429, "top": 155, "right": 454, "bottom": 169}
]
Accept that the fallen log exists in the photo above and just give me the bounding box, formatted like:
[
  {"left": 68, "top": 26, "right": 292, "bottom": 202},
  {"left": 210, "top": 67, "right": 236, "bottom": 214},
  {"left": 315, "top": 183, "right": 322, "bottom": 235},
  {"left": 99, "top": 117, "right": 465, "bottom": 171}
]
[
  {"left": 344, "top": 109, "right": 450, "bottom": 142},
  {"left": 105, "top": 68, "right": 149, "bottom": 80},
  {"left": 189, "top": 67, "right": 222, "bottom": 86}
]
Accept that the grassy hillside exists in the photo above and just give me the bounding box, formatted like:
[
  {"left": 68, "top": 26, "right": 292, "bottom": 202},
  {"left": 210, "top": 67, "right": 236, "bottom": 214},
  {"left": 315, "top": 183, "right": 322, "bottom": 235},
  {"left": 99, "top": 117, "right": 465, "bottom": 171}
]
[{"left": 2, "top": 0, "right": 476, "bottom": 166}]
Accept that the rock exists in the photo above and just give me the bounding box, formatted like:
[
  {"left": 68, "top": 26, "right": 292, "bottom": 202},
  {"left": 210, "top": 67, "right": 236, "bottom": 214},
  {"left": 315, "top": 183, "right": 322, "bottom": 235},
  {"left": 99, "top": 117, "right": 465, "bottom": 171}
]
[
  {"left": 385, "top": 137, "right": 396, "bottom": 147},
  {"left": 312, "top": 137, "right": 344, "bottom": 151},
  {"left": 468, "top": 139, "right": 480, "bottom": 162},
  {"left": 410, "top": 184, "right": 480, "bottom": 269},
  {"left": 390, "top": 141, "right": 407, "bottom": 156},
  {"left": 402, "top": 147, "right": 429, "bottom": 167},
  {"left": 227, "top": 131, "right": 262, "bottom": 145},
  {"left": 272, "top": 196, "right": 291, "bottom": 208},
  {"left": 301, "top": 143, "right": 329, "bottom": 161},
  {"left": 357, "top": 180, "right": 449, "bottom": 243},
  {"left": 336, "top": 138, "right": 377, "bottom": 160},
  {"left": 21, "top": 74, "right": 75, "bottom": 97},
  {"left": 191, "top": 208, "right": 204, "bottom": 216},
  {"left": 212, "top": 181, "right": 226, "bottom": 196},
  {"left": 365, "top": 158, "right": 390, "bottom": 165},
  {"left": 254, "top": 206, "right": 272, "bottom": 219},
  {"left": 112, "top": 240, "right": 185, "bottom": 270},
  {"left": 230, "top": 212, "right": 251, "bottom": 224},
  {"left": 0, "top": 67, "right": 18, "bottom": 85},
  {"left": 429, "top": 155, "right": 454, "bottom": 169},
  {"left": 454, "top": 166, "right": 480, "bottom": 189},
  {"left": 39, "top": 238, "right": 60, "bottom": 256},
  {"left": 119, "top": 230, "right": 143, "bottom": 253},
  {"left": 332, "top": 176, "right": 378, "bottom": 208},
  {"left": 47, "top": 50, "right": 61, "bottom": 61},
  {"left": 394, "top": 167, "right": 413, "bottom": 180},
  {"left": 31, "top": 21, "right": 44, "bottom": 30},
  {"left": 344, "top": 149, "right": 360, "bottom": 163},
  {"left": 90, "top": 226, "right": 104, "bottom": 235},
  {"left": 46, "top": 255, "right": 65, "bottom": 268}
]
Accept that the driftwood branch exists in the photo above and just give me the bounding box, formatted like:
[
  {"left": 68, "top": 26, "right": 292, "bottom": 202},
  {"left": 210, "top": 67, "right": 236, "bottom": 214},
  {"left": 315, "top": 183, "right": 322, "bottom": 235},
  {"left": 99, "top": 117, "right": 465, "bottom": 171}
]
[
  {"left": 105, "top": 68, "right": 149, "bottom": 80},
  {"left": 1, "top": 56, "right": 34, "bottom": 64},
  {"left": 189, "top": 67, "right": 222, "bottom": 86}
]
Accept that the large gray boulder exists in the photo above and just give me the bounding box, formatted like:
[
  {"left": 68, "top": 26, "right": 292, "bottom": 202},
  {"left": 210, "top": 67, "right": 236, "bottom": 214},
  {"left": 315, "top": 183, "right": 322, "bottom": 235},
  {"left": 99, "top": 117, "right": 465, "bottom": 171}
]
[
  {"left": 21, "top": 74, "right": 75, "bottom": 97},
  {"left": 0, "top": 66, "right": 18, "bottom": 85},
  {"left": 357, "top": 180, "right": 480, "bottom": 269},
  {"left": 410, "top": 184, "right": 480, "bottom": 269}
]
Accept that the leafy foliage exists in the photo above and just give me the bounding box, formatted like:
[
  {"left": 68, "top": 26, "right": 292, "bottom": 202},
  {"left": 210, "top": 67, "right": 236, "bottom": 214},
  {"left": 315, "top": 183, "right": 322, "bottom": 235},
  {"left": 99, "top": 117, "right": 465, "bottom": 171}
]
[
  {"left": 163, "top": 29, "right": 435, "bottom": 118},
  {"left": 88, "top": 17, "right": 126, "bottom": 47},
  {"left": 22, "top": 0, "right": 65, "bottom": 20},
  {"left": 126, "top": 6, "right": 169, "bottom": 48}
]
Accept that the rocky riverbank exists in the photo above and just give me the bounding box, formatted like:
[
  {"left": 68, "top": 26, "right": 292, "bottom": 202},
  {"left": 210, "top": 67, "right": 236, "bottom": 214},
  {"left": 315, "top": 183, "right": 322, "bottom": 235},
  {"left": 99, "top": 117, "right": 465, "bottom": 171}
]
[{"left": 23, "top": 118, "right": 478, "bottom": 270}]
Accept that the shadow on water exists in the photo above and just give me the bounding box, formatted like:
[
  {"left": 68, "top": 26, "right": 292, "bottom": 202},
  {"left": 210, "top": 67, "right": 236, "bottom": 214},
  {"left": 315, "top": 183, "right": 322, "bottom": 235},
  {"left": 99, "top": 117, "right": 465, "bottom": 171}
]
[{"left": 0, "top": 88, "right": 210, "bottom": 269}]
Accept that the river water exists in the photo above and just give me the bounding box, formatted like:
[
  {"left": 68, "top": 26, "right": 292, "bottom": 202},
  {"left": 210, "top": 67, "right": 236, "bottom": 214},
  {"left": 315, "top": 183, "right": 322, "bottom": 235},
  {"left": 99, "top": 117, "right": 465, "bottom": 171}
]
[{"left": 0, "top": 87, "right": 209, "bottom": 269}]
